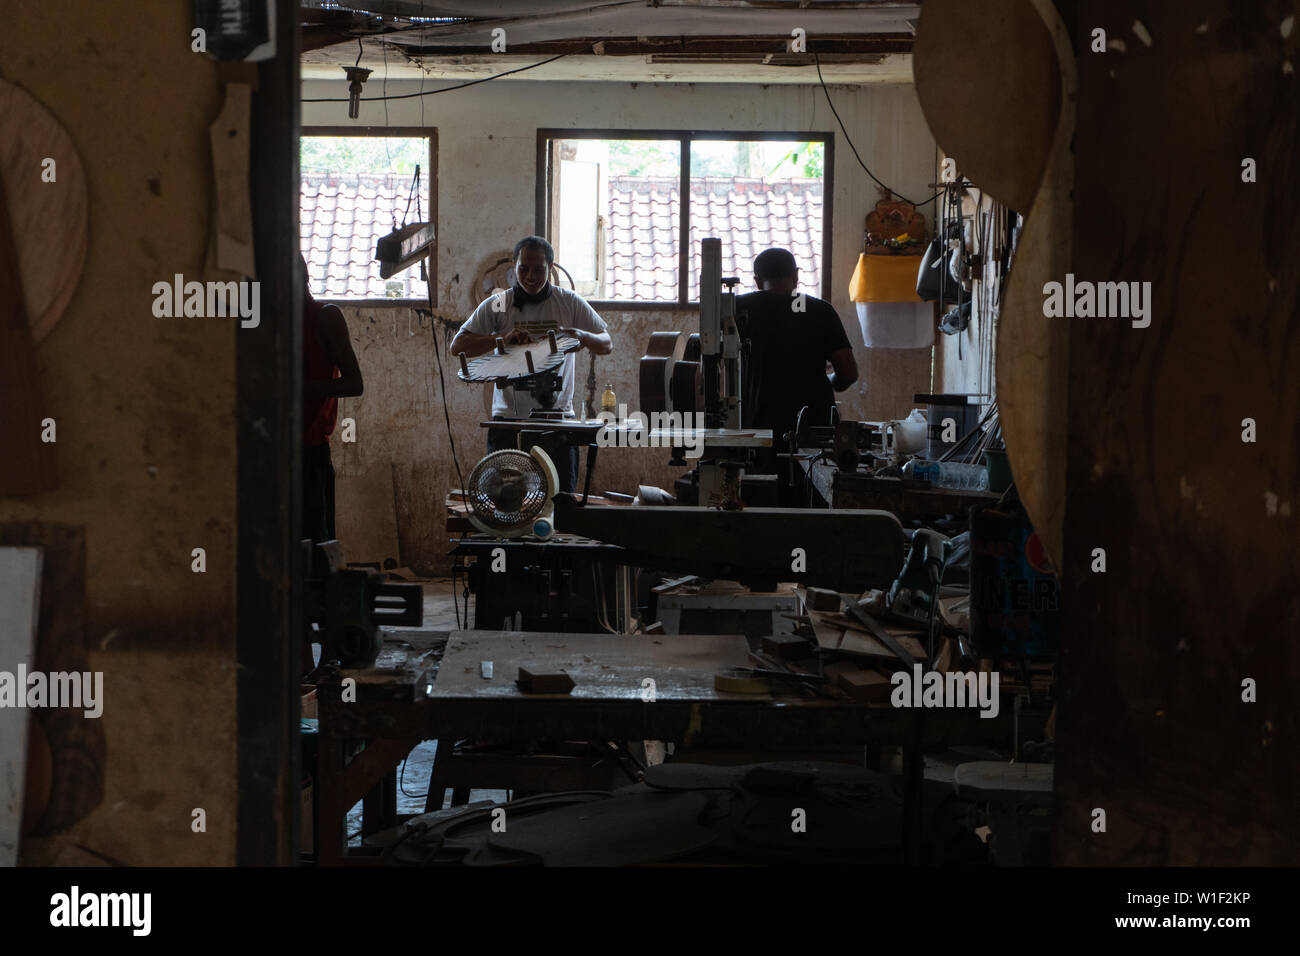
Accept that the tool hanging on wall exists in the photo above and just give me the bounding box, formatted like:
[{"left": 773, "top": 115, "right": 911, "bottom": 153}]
[
  {"left": 915, "top": 181, "right": 966, "bottom": 305},
  {"left": 930, "top": 181, "right": 971, "bottom": 359}
]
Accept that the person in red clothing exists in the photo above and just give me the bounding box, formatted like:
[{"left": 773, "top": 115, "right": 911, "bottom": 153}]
[{"left": 302, "top": 257, "right": 363, "bottom": 543}]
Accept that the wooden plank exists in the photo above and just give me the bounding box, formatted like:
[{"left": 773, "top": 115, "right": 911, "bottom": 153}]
[
  {"left": 837, "top": 669, "right": 893, "bottom": 703},
  {"left": 238, "top": 0, "right": 301, "bottom": 866},
  {"left": 430, "top": 631, "right": 756, "bottom": 701},
  {"left": 0, "top": 547, "right": 42, "bottom": 865},
  {"left": 806, "top": 607, "right": 924, "bottom": 661}
]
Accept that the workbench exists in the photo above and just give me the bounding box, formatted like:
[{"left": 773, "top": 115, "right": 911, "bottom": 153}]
[{"left": 313, "top": 628, "right": 1012, "bottom": 865}]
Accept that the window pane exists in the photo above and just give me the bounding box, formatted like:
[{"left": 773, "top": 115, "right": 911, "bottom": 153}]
[
  {"left": 550, "top": 138, "right": 680, "bottom": 302},
  {"left": 688, "top": 140, "right": 824, "bottom": 300},
  {"left": 300, "top": 135, "right": 431, "bottom": 300}
]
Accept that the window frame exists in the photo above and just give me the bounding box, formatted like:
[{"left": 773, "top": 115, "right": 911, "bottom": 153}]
[
  {"left": 536, "top": 128, "right": 834, "bottom": 311},
  {"left": 300, "top": 125, "right": 438, "bottom": 307}
]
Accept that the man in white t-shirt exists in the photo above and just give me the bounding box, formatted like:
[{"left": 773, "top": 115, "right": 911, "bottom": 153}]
[{"left": 450, "top": 235, "right": 612, "bottom": 491}]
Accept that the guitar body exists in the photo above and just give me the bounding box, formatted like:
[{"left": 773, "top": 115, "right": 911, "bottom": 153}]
[
  {"left": 668, "top": 333, "right": 703, "bottom": 415},
  {"left": 638, "top": 331, "right": 685, "bottom": 413},
  {"left": 681, "top": 332, "right": 701, "bottom": 363}
]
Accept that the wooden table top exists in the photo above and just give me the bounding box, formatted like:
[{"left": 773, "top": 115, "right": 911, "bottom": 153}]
[
  {"left": 317, "top": 629, "right": 1012, "bottom": 747},
  {"left": 430, "top": 631, "right": 758, "bottom": 701}
]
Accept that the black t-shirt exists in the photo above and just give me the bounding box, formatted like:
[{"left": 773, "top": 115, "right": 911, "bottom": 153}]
[{"left": 737, "top": 290, "right": 852, "bottom": 438}]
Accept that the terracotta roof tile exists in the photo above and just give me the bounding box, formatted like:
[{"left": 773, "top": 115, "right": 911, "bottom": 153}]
[
  {"left": 605, "top": 175, "right": 823, "bottom": 301},
  {"left": 300, "top": 170, "right": 430, "bottom": 299},
  {"left": 300, "top": 170, "right": 820, "bottom": 302}
]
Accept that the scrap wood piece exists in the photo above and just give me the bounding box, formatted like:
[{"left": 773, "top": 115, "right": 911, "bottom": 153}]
[
  {"left": 804, "top": 586, "right": 843, "bottom": 612},
  {"left": 807, "top": 607, "right": 925, "bottom": 661},
  {"left": 760, "top": 633, "right": 815, "bottom": 660},
  {"left": 806, "top": 608, "right": 849, "bottom": 651},
  {"left": 516, "top": 667, "right": 575, "bottom": 695},
  {"left": 839, "top": 630, "right": 926, "bottom": 662},
  {"left": 837, "top": 668, "right": 894, "bottom": 703}
]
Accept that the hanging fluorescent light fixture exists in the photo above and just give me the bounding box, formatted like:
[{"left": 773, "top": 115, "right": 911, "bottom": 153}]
[{"left": 376, "top": 164, "right": 435, "bottom": 279}]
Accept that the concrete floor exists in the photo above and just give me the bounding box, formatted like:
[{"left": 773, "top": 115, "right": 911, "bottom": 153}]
[{"left": 344, "top": 579, "right": 508, "bottom": 845}]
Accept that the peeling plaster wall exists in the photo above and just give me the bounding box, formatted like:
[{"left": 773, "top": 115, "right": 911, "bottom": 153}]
[
  {"left": 1, "top": 3, "right": 237, "bottom": 863},
  {"left": 305, "top": 77, "right": 937, "bottom": 572}
]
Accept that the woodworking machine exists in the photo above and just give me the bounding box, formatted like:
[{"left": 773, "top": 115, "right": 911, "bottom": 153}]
[
  {"left": 552, "top": 496, "right": 905, "bottom": 593},
  {"left": 698, "top": 236, "right": 744, "bottom": 431},
  {"left": 637, "top": 237, "right": 768, "bottom": 507}
]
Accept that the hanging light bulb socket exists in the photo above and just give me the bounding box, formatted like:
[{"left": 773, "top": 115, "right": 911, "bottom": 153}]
[{"left": 342, "top": 66, "right": 372, "bottom": 119}]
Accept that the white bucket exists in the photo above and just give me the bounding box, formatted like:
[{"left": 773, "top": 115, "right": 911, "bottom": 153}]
[{"left": 856, "top": 301, "right": 934, "bottom": 350}]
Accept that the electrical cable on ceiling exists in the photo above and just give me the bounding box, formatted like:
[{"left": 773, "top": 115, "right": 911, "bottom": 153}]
[
  {"left": 812, "top": 52, "right": 944, "bottom": 209},
  {"left": 302, "top": 51, "right": 574, "bottom": 104},
  {"left": 383, "top": 36, "right": 392, "bottom": 148}
]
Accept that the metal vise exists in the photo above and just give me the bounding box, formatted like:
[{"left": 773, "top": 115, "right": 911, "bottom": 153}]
[{"left": 304, "top": 540, "right": 423, "bottom": 668}]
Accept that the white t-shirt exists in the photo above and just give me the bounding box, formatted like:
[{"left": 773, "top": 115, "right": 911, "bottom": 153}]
[{"left": 458, "top": 285, "right": 609, "bottom": 417}]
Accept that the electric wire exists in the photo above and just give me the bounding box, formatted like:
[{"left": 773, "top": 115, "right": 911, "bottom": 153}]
[
  {"left": 433, "top": 321, "right": 467, "bottom": 498},
  {"left": 398, "top": 750, "right": 424, "bottom": 798},
  {"left": 813, "top": 52, "right": 944, "bottom": 208},
  {"left": 591, "top": 564, "right": 618, "bottom": 634},
  {"left": 302, "top": 52, "right": 574, "bottom": 104},
  {"left": 451, "top": 559, "right": 463, "bottom": 629}
]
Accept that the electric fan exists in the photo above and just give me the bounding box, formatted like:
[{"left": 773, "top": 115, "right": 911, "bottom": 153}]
[{"left": 465, "top": 445, "right": 559, "bottom": 539}]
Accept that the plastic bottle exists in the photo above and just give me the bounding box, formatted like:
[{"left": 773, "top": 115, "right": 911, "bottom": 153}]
[{"left": 902, "top": 459, "right": 989, "bottom": 491}]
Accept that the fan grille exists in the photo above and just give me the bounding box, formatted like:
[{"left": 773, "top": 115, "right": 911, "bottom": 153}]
[{"left": 467, "top": 450, "right": 549, "bottom": 532}]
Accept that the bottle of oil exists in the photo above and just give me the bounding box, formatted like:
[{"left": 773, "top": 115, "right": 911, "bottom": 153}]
[{"left": 601, "top": 383, "right": 617, "bottom": 416}]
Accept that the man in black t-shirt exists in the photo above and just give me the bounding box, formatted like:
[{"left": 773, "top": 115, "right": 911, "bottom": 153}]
[{"left": 737, "top": 248, "right": 859, "bottom": 506}]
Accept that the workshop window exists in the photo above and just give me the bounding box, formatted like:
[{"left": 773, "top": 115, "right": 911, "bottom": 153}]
[
  {"left": 300, "top": 128, "right": 436, "bottom": 302},
  {"left": 538, "top": 130, "right": 831, "bottom": 307}
]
